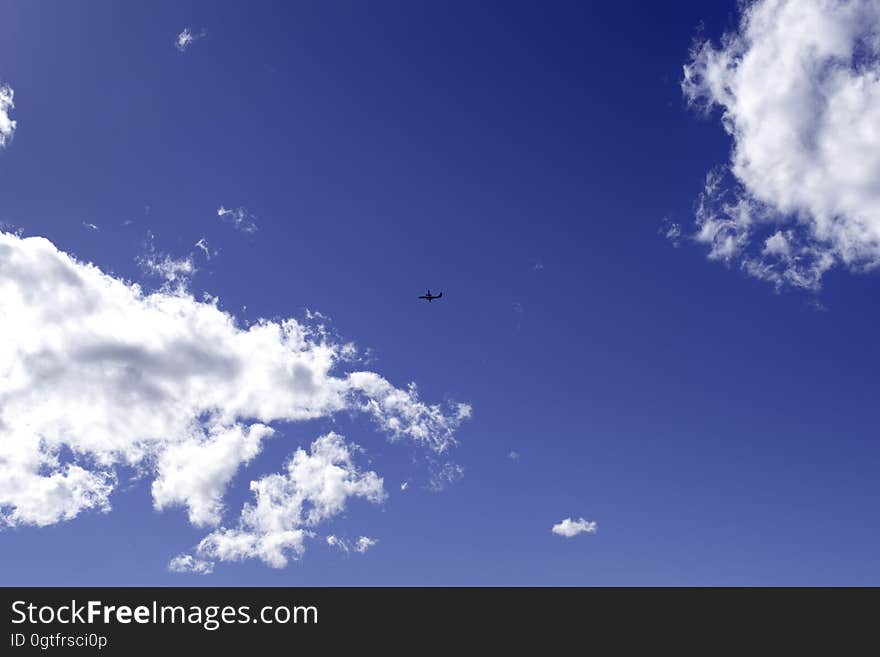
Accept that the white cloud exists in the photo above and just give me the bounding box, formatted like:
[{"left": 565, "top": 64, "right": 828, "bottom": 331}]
[
  {"left": 326, "top": 533, "right": 378, "bottom": 554},
  {"left": 217, "top": 206, "right": 258, "bottom": 233},
  {"left": 0, "top": 231, "right": 468, "bottom": 537},
  {"left": 0, "top": 83, "right": 15, "bottom": 148},
  {"left": 326, "top": 534, "right": 345, "bottom": 550},
  {"left": 551, "top": 517, "right": 597, "bottom": 538},
  {"left": 82, "top": 222, "right": 99, "bottom": 232},
  {"left": 507, "top": 450, "right": 520, "bottom": 461},
  {"left": 194, "top": 238, "right": 213, "bottom": 259},
  {"left": 348, "top": 374, "right": 471, "bottom": 454},
  {"left": 175, "top": 28, "right": 206, "bottom": 53},
  {"left": 138, "top": 251, "right": 196, "bottom": 287},
  {"left": 400, "top": 481, "right": 409, "bottom": 491},
  {"left": 168, "top": 553, "right": 214, "bottom": 575},
  {"left": 190, "top": 432, "right": 385, "bottom": 569},
  {"left": 152, "top": 423, "right": 273, "bottom": 527},
  {"left": 137, "top": 231, "right": 198, "bottom": 288},
  {"left": 354, "top": 536, "right": 377, "bottom": 553},
  {"left": 681, "top": 0, "right": 880, "bottom": 289},
  {"left": 660, "top": 218, "right": 682, "bottom": 247}
]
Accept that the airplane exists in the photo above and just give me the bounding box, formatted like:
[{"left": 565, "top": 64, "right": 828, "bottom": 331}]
[{"left": 419, "top": 289, "right": 443, "bottom": 302}]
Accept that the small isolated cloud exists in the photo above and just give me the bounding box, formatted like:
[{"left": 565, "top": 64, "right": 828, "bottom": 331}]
[
  {"left": 194, "top": 237, "right": 214, "bottom": 259},
  {"left": 355, "top": 536, "right": 377, "bottom": 553},
  {"left": 138, "top": 251, "right": 196, "bottom": 288},
  {"left": 507, "top": 450, "right": 520, "bottom": 461},
  {"left": 168, "top": 554, "right": 214, "bottom": 575},
  {"left": 660, "top": 218, "right": 682, "bottom": 247},
  {"left": 551, "top": 517, "right": 597, "bottom": 538},
  {"left": 428, "top": 461, "right": 465, "bottom": 492},
  {"left": 153, "top": 423, "right": 271, "bottom": 527},
  {"left": 175, "top": 28, "right": 206, "bottom": 53},
  {"left": 0, "top": 231, "right": 469, "bottom": 562},
  {"left": 326, "top": 534, "right": 378, "bottom": 554},
  {"left": 217, "top": 206, "right": 258, "bottom": 233},
  {"left": 400, "top": 481, "right": 409, "bottom": 491},
  {"left": 0, "top": 83, "right": 15, "bottom": 148},
  {"left": 680, "top": 0, "right": 880, "bottom": 290}
]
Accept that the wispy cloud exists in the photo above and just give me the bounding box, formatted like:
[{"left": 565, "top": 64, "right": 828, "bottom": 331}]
[
  {"left": 137, "top": 237, "right": 197, "bottom": 289},
  {"left": 680, "top": 0, "right": 880, "bottom": 290},
  {"left": 428, "top": 461, "right": 464, "bottom": 492},
  {"left": 194, "top": 237, "right": 214, "bottom": 259},
  {"left": 354, "top": 536, "right": 377, "bottom": 553},
  {"left": 326, "top": 535, "right": 346, "bottom": 551},
  {"left": 175, "top": 28, "right": 206, "bottom": 53},
  {"left": 217, "top": 206, "right": 258, "bottom": 233},
  {"left": 660, "top": 218, "right": 681, "bottom": 247},
  {"left": 0, "top": 83, "right": 16, "bottom": 148}
]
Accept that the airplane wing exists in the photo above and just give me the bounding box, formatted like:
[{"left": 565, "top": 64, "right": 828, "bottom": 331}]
[{"left": 418, "top": 295, "right": 429, "bottom": 300}]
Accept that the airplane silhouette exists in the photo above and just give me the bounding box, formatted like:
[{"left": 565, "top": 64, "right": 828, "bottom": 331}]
[{"left": 419, "top": 289, "right": 443, "bottom": 302}]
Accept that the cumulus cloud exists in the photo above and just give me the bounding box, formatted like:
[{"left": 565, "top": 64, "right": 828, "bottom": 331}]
[
  {"left": 188, "top": 432, "right": 385, "bottom": 569},
  {"left": 0, "top": 232, "right": 468, "bottom": 543},
  {"left": 551, "top": 517, "right": 597, "bottom": 538},
  {"left": 217, "top": 206, "right": 258, "bottom": 233},
  {"left": 0, "top": 83, "right": 16, "bottom": 148},
  {"left": 348, "top": 375, "right": 470, "bottom": 454},
  {"left": 152, "top": 423, "right": 273, "bottom": 527},
  {"left": 175, "top": 28, "right": 206, "bottom": 52},
  {"left": 680, "top": 0, "right": 880, "bottom": 289}
]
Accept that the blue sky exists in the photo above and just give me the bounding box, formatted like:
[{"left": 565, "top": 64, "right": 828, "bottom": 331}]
[{"left": 1, "top": 0, "right": 880, "bottom": 585}]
